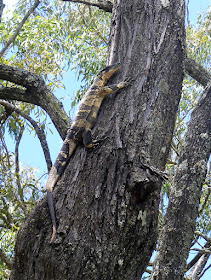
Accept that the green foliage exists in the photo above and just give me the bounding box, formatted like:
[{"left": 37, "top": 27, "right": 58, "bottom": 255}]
[
  {"left": 0, "top": 0, "right": 110, "bottom": 139},
  {"left": 0, "top": 0, "right": 110, "bottom": 92},
  {"left": 0, "top": 142, "right": 44, "bottom": 279},
  {"left": 186, "top": 10, "right": 211, "bottom": 67}
]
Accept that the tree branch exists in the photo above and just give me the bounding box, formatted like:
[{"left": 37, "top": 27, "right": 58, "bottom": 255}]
[
  {"left": 190, "top": 248, "right": 211, "bottom": 254},
  {"left": 0, "top": 247, "right": 12, "bottom": 270},
  {"left": 0, "top": 129, "right": 11, "bottom": 168},
  {"left": 62, "top": 0, "right": 113, "bottom": 13},
  {"left": 0, "top": 64, "right": 71, "bottom": 139},
  {"left": 15, "top": 124, "right": 27, "bottom": 213},
  {"left": 0, "top": 86, "right": 40, "bottom": 106},
  {"left": 0, "top": 63, "right": 47, "bottom": 91},
  {"left": 150, "top": 83, "right": 211, "bottom": 279},
  {"left": 0, "top": 100, "right": 52, "bottom": 172},
  {"left": 184, "top": 57, "right": 211, "bottom": 87},
  {"left": 0, "top": 0, "right": 40, "bottom": 58},
  {"left": 199, "top": 263, "right": 211, "bottom": 279},
  {"left": 0, "top": 0, "right": 5, "bottom": 24},
  {"left": 195, "top": 231, "right": 211, "bottom": 242},
  {"left": 187, "top": 253, "right": 210, "bottom": 280}
]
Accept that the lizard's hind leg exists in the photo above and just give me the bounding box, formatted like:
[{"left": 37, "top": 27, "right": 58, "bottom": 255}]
[{"left": 83, "top": 128, "right": 95, "bottom": 148}]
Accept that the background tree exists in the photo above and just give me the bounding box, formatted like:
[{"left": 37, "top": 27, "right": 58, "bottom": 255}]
[{"left": 0, "top": 0, "right": 210, "bottom": 279}]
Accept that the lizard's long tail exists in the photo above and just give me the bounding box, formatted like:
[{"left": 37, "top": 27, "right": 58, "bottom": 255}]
[
  {"left": 46, "top": 139, "right": 77, "bottom": 242},
  {"left": 47, "top": 190, "right": 57, "bottom": 242}
]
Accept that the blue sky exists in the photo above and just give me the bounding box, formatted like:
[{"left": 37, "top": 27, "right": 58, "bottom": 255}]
[
  {"left": 187, "top": 0, "right": 211, "bottom": 24},
  {"left": 3, "top": 0, "right": 211, "bottom": 279}
]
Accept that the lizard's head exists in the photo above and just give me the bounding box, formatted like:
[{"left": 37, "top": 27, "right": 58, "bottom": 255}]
[{"left": 94, "top": 62, "right": 121, "bottom": 84}]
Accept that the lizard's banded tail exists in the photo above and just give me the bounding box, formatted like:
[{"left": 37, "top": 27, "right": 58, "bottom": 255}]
[{"left": 46, "top": 140, "right": 77, "bottom": 242}]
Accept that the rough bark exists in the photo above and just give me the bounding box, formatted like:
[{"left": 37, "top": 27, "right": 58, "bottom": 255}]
[
  {"left": 0, "top": 64, "right": 70, "bottom": 139},
  {"left": 10, "top": 0, "right": 185, "bottom": 279},
  {"left": 150, "top": 83, "right": 211, "bottom": 280},
  {"left": 184, "top": 57, "right": 211, "bottom": 87},
  {"left": 187, "top": 253, "right": 210, "bottom": 280}
]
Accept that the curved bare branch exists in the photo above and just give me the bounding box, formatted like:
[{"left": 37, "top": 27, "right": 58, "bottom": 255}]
[
  {"left": 0, "top": 86, "right": 40, "bottom": 104},
  {"left": 0, "top": 100, "right": 52, "bottom": 172},
  {"left": 184, "top": 57, "right": 211, "bottom": 87},
  {"left": 0, "top": 64, "right": 71, "bottom": 139},
  {"left": 0, "top": 63, "right": 47, "bottom": 91}
]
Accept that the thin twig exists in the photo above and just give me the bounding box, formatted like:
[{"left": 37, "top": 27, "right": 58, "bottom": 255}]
[
  {"left": 190, "top": 248, "right": 211, "bottom": 254},
  {"left": 0, "top": 100, "right": 52, "bottom": 172},
  {"left": 14, "top": 123, "right": 27, "bottom": 213},
  {"left": 195, "top": 231, "right": 211, "bottom": 242},
  {"left": 87, "top": 5, "right": 108, "bottom": 45},
  {"left": 77, "top": 4, "right": 108, "bottom": 45},
  {"left": 0, "top": 196, "right": 12, "bottom": 226},
  {"left": 0, "top": 0, "right": 40, "bottom": 57},
  {"left": 0, "top": 129, "right": 11, "bottom": 168},
  {"left": 63, "top": 0, "right": 113, "bottom": 13}
]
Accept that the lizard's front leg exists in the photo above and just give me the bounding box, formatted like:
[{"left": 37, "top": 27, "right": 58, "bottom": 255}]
[{"left": 100, "top": 79, "right": 132, "bottom": 96}]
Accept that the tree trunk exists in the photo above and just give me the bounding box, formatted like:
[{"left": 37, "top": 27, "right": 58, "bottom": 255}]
[
  {"left": 150, "top": 83, "right": 211, "bottom": 280},
  {"left": 10, "top": 0, "right": 185, "bottom": 279}
]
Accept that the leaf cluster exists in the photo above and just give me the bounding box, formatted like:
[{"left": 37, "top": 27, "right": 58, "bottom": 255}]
[{"left": 0, "top": 140, "right": 43, "bottom": 278}]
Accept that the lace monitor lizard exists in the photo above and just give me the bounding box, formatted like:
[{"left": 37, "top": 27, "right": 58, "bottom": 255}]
[{"left": 46, "top": 62, "right": 130, "bottom": 242}]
